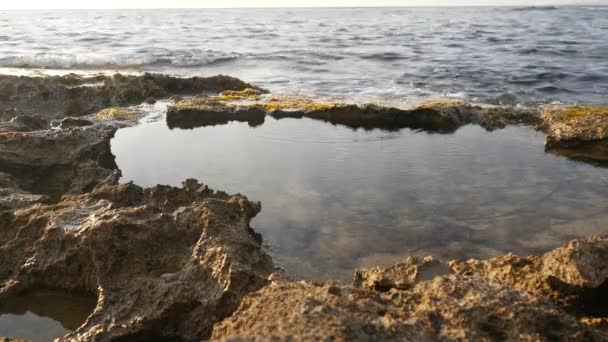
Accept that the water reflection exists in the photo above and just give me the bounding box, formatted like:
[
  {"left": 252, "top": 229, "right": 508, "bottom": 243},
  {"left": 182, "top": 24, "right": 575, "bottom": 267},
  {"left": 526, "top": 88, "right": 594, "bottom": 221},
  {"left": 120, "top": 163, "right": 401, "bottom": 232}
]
[
  {"left": 0, "top": 290, "right": 96, "bottom": 341},
  {"left": 113, "top": 115, "right": 608, "bottom": 280}
]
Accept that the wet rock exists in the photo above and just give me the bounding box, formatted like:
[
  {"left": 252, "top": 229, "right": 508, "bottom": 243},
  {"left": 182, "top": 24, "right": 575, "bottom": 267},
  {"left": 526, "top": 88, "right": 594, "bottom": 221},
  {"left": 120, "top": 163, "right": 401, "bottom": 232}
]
[
  {"left": 0, "top": 115, "right": 49, "bottom": 132},
  {"left": 0, "top": 180, "right": 273, "bottom": 341},
  {"left": 543, "top": 105, "right": 608, "bottom": 165},
  {"left": 144, "top": 97, "right": 156, "bottom": 104},
  {"left": 0, "top": 73, "right": 262, "bottom": 120},
  {"left": 167, "top": 97, "right": 266, "bottom": 129},
  {"left": 167, "top": 95, "right": 540, "bottom": 132},
  {"left": 0, "top": 125, "right": 118, "bottom": 195},
  {"left": 52, "top": 117, "right": 94, "bottom": 129}
]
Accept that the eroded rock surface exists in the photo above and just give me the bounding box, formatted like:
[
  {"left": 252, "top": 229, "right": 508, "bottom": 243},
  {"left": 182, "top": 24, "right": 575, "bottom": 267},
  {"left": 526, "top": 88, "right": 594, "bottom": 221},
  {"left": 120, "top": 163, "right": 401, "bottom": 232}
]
[
  {"left": 0, "top": 73, "right": 261, "bottom": 120},
  {"left": 167, "top": 94, "right": 541, "bottom": 132},
  {"left": 541, "top": 105, "right": 608, "bottom": 166},
  {"left": 0, "top": 125, "right": 118, "bottom": 196},
  {"left": 0, "top": 180, "right": 273, "bottom": 341},
  {"left": 213, "top": 235, "right": 608, "bottom": 341},
  {"left": 450, "top": 234, "right": 608, "bottom": 318},
  {"left": 0, "top": 74, "right": 607, "bottom": 341}
]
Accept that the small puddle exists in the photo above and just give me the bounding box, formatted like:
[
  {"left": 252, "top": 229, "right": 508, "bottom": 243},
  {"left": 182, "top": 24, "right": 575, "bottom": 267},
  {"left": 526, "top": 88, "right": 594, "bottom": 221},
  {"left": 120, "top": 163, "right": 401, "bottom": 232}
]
[{"left": 0, "top": 290, "right": 96, "bottom": 341}]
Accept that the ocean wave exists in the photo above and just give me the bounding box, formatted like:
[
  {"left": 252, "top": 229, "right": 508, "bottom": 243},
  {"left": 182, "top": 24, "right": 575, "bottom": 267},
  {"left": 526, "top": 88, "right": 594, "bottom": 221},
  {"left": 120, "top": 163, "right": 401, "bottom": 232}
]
[
  {"left": 361, "top": 52, "right": 405, "bottom": 61},
  {"left": 511, "top": 6, "right": 559, "bottom": 12},
  {"left": 0, "top": 51, "right": 241, "bottom": 70},
  {"left": 0, "top": 54, "right": 145, "bottom": 70}
]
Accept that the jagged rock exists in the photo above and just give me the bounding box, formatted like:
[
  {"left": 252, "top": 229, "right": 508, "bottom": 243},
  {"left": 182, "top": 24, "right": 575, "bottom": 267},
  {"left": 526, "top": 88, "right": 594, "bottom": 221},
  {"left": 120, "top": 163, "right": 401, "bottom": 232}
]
[
  {"left": 353, "top": 256, "right": 448, "bottom": 291},
  {"left": 212, "top": 275, "right": 605, "bottom": 341},
  {"left": 0, "top": 125, "right": 118, "bottom": 195},
  {"left": 0, "top": 180, "right": 273, "bottom": 341},
  {"left": 0, "top": 115, "right": 49, "bottom": 132},
  {"left": 0, "top": 73, "right": 262, "bottom": 120},
  {"left": 167, "top": 98, "right": 266, "bottom": 129},
  {"left": 542, "top": 105, "right": 608, "bottom": 166},
  {"left": 52, "top": 117, "right": 94, "bottom": 129},
  {"left": 167, "top": 95, "right": 540, "bottom": 132},
  {"left": 214, "top": 236, "right": 608, "bottom": 341},
  {"left": 450, "top": 234, "right": 608, "bottom": 317}
]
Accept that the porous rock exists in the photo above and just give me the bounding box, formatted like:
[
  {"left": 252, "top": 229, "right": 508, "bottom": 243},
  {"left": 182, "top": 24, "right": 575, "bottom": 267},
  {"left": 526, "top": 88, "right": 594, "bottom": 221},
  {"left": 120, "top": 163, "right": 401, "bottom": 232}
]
[{"left": 0, "top": 180, "right": 273, "bottom": 341}]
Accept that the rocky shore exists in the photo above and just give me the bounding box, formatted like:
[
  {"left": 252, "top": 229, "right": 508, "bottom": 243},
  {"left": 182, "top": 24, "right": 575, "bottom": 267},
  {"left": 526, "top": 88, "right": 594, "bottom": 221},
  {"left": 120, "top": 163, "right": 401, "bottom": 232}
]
[{"left": 0, "top": 73, "right": 606, "bottom": 341}]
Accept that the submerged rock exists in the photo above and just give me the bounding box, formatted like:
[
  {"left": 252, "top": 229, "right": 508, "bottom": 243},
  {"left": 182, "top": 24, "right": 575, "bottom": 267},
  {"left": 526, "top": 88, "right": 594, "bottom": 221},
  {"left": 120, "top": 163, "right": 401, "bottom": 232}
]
[
  {"left": 0, "top": 180, "right": 273, "bottom": 341},
  {"left": 0, "top": 73, "right": 262, "bottom": 120}
]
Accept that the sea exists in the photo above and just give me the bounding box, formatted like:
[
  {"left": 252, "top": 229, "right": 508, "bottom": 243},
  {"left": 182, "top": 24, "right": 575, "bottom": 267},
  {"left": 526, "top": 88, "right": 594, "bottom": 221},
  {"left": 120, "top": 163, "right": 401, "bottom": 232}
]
[{"left": 0, "top": 6, "right": 607, "bottom": 105}]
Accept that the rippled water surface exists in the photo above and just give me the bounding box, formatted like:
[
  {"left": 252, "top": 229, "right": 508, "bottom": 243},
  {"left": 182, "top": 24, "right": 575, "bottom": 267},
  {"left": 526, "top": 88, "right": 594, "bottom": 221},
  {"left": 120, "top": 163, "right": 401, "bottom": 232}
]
[
  {"left": 1, "top": 7, "right": 607, "bottom": 104},
  {"left": 113, "top": 108, "right": 608, "bottom": 280}
]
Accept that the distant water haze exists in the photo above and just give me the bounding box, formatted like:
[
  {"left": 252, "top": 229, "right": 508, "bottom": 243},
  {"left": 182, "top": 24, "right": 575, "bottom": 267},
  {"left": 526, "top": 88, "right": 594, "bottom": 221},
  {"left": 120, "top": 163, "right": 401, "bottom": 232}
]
[{"left": 1, "top": 0, "right": 604, "bottom": 10}]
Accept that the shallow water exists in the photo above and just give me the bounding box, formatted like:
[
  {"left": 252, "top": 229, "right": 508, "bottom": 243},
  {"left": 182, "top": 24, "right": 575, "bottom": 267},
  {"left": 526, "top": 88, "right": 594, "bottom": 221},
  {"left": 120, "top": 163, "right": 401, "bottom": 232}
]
[
  {"left": 0, "top": 290, "right": 96, "bottom": 341},
  {"left": 1, "top": 7, "right": 608, "bottom": 105},
  {"left": 113, "top": 108, "right": 608, "bottom": 280}
]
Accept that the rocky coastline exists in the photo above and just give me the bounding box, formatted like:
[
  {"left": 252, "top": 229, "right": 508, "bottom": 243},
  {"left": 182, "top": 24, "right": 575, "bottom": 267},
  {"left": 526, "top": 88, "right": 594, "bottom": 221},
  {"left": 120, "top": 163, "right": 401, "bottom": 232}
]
[{"left": 0, "top": 73, "right": 606, "bottom": 341}]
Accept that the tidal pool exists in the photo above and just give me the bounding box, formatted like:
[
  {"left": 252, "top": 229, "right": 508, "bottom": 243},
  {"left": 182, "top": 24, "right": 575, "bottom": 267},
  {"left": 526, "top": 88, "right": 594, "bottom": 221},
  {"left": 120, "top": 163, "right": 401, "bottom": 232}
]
[
  {"left": 0, "top": 290, "right": 96, "bottom": 341},
  {"left": 113, "top": 111, "right": 608, "bottom": 280}
]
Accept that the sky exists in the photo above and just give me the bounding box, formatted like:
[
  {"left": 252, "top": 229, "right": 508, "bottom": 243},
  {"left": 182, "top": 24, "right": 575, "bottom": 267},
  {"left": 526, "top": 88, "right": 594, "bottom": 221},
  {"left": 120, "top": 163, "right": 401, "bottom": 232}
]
[{"left": 0, "top": 0, "right": 603, "bottom": 9}]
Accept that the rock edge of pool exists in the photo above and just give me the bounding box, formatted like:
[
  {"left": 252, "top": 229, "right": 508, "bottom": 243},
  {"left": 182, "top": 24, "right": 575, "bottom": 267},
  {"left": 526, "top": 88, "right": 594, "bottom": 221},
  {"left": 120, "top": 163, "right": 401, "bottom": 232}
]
[{"left": 0, "top": 73, "right": 607, "bottom": 341}]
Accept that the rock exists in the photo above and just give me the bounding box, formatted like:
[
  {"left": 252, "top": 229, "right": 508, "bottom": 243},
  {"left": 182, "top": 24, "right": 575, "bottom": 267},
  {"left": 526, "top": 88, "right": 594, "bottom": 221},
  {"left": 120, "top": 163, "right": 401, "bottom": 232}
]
[
  {"left": 144, "top": 97, "right": 156, "bottom": 104},
  {"left": 52, "top": 117, "right": 94, "bottom": 129},
  {"left": 167, "top": 96, "right": 540, "bottom": 132},
  {"left": 450, "top": 234, "right": 608, "bottom": 317},
  {"left": 353, "top": 256, "right": 449, "bottom": 291},
  {"left": 0, "top": 115, "right": 48, "bottom": 132},
  {"left": 0, "top": 73, "right": 263, "bottom": 120},
  {"left": 542, "top": 105, "right": 608, "bottom": 165},
  {"left": 0, "top": 180, "right": 273, "bottom": 341},
  {"left": 542, "top": 235, "right": 608, "bottom": 288},
  {"left": 212, "top": 275, "right": 605, "bottom": 341},
  {"left": 0, "top": 125, "right": 118, "bottom": 195},
  {"left": 167, "top": 97, "right": 266, "bottom": 129}
]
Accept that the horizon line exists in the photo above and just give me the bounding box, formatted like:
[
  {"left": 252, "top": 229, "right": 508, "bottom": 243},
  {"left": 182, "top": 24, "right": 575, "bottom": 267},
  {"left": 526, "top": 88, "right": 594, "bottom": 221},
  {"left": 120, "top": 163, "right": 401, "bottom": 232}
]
[{"left": 1, "top": 4, "right": 605, "bottom": 10}]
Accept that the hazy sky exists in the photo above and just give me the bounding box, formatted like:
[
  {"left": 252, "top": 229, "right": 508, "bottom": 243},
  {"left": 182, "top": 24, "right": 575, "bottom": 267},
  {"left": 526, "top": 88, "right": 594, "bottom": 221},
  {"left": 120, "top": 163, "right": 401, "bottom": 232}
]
[{"left": 1, "top": 0, "right": 603, "bottom": 10}]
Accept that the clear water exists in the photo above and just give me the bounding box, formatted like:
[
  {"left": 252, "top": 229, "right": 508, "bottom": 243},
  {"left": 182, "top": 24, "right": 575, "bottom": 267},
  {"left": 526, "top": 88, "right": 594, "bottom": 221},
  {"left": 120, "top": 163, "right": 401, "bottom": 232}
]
[
  {"left": 0, "top": 290, "right": 96, "bottom": 341},
  {"left": 1, "top": 7, "right": 607, "bottom": 105},
  {"left": 113, "top": 106, "right": 608, "bottom": 280}
]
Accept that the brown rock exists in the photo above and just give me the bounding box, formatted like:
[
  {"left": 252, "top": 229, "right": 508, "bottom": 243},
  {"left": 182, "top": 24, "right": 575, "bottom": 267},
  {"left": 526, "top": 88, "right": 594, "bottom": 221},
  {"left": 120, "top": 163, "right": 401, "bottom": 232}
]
[
  {"left": 0, "top": 180, "right": 273, "bottom": 341},
  {"left": 542, "top": 105, "right": 608, "bottom": 166},
  {"left": 0, "top": 73, "right": 263, "bottom": 120},
  {"left": 353, "top": 256, "right": 448, "bottom": 291},
  {"left": 0, "top": 125, "right": 118, "bottom": 195},
  {"left": 212, "top": 275, "right": 604, "bottom": 341},
  {"left": 450, "top": 234, "right": 608, "bottom": 317}
]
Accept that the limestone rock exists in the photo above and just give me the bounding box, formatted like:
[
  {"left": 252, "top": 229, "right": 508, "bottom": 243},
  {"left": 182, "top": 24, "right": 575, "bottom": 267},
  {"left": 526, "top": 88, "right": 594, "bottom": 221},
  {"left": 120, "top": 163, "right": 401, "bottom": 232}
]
[
  {"left": 0, "top": 180, "right": 273, "bottom": 341},
  {"left": 0, "top": 125, "right": 118, "bottom": 195},
  {"left": 212, "top": 275, "right": 604, "bottom": 341},
  {"left": 542, "top": 105, "right": 608, "bottom": 166},
  {"left": 353, "top": 256, "right": 448, "bottom": 291},
  {"left": 0, "top": 73, "right": 262, "bottom": 120}
]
